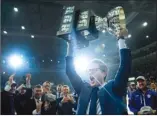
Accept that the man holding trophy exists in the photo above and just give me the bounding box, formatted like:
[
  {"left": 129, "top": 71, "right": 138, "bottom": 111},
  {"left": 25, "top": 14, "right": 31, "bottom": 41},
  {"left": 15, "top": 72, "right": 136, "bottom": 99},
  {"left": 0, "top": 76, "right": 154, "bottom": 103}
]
[{"left": 57, "top": 6, "right": 131, "bottom": 115}]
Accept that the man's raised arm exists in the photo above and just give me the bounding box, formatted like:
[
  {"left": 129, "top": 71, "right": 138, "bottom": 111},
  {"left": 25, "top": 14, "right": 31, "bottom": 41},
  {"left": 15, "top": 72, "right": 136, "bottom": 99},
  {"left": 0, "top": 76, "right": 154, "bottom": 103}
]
[
  {"left": 113, "top": 29, "right": 132, "bottom": 96},
  {"left": 66, "top": 40, "right": 83, "bottom": 94}
]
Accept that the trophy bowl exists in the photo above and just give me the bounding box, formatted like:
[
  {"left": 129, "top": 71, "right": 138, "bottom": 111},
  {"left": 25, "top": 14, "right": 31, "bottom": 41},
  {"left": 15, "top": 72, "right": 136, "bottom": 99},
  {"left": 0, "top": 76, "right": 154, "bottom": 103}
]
[{"left": 107, "top": 6, "right": 127, "bottom": 38}]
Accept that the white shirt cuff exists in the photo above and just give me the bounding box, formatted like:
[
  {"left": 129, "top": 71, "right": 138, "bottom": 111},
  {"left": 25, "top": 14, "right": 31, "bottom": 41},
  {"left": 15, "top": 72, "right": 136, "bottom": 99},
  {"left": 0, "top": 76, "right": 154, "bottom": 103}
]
[
  {"left": 16, "top": 84, "right": 25, "bottom": 91},
  {"left": 32, "top": 109, "right": 41, "bottom": 115},
  {"left": 118, "top": 39, "right": 127, "bottom": 49},
  {"left": 4, "top": 85, "right": 11, "bottom": 92},
  {"left": 26, "top": 83, "right": 31, "bottom": 88}
]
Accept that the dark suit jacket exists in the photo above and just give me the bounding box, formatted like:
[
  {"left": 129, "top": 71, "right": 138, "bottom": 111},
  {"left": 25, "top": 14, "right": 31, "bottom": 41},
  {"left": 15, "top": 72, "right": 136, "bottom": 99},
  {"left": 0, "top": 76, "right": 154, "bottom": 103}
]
[
  {"left": 57, "top": 97, "right": 75, "bottom": 115},
  {"left": 24, "top": 98, "right": 36, "bottom": 115},
  {"left": 66, "top": 49, "right": 131, "bottom": 115},
  {"left": 41, "top": 101, "right": 57, "bottom": 115},
  {"left": 14, "top": 88, "right": 33, "bottom": 115},
  {"left": 24, "top": 97, "right": 57, "bottom": 115},
  {"left": 1, "top": 91, "right": 15, "bottom": 115}
]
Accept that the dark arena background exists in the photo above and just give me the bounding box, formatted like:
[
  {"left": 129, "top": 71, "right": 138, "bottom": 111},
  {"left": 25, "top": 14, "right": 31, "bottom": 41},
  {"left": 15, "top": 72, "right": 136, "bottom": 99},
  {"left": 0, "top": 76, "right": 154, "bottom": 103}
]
[{"left": 1, "top": 0, "right": 157, "bottom": 115}]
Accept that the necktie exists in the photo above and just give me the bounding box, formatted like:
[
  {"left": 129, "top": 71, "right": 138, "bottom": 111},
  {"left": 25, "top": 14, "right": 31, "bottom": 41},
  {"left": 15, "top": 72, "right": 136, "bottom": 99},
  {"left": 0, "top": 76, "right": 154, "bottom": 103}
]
[
  {"left": 96, "top": 99, "right": 102, "bottom": 114},
  {"left": 58, "top": 92, "right": 60, "bottom": 98},
  {"left": 89, "top": 87, "right": 99, "bottom": 115}
]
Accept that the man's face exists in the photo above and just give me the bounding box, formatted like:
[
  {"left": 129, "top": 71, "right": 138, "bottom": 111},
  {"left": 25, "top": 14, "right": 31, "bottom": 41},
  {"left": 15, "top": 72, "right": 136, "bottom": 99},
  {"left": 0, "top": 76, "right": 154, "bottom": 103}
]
[
  {"left": 87, "top": 63, "right": 106, "bottom": 86},
  {"left": 130, "top": 84, "right": 136, "bottom": 89},
  {"left": 34, "top": 87, "right": 43, "bottom": 99},
  {"left": 43, "top": 82, "right": 51, "bottom": 93},
  {"left": 20, "top": 88, "right": 26, "bottom": 95},
  {"left": 10, "top": 85, "right": 17, "bottom": 94},
  {"left": 137, "top": 80, "right": 146, "bottom": 90},
  {"left": 151, "top": 83, "right": 156, "bottom": 89},
  {"left": 62, "top": 86, "right": 69, "bottom": 95}
]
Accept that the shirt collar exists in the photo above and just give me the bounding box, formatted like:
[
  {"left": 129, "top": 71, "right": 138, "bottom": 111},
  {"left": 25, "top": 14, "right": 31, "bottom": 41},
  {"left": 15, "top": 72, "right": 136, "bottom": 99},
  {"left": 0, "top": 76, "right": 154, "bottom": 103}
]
[
  {"left": 34, "top": 97, "right": 41, "bottom": 102},
  {"left": 98, "top": 82, "right": 107, "bottom": 89}
]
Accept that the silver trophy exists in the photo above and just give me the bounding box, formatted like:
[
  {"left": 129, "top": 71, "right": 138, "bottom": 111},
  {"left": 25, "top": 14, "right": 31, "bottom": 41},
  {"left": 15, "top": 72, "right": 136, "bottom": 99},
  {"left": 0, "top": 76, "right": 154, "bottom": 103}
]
[
  {"left": 95, "top": 16, "right": 108, "bottom": 33},
  {"left": 95, "top": 6, "right": 127, "bottom": 38},
  {"left": 57, "top": 6, "right": 127, "bottom": 49},
  {"left": 76, "top": 10, "right": 98, "bottom": 41},
  {"left": 57, "top": 6, "right": 75, "bottom": 41}
]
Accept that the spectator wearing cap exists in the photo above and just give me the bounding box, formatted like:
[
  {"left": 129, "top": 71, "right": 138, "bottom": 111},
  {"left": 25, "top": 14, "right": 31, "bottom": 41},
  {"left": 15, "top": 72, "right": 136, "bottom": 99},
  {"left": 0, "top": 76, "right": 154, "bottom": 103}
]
[{"left": 128, "top": 76, "right": 157, "bottom": 115}]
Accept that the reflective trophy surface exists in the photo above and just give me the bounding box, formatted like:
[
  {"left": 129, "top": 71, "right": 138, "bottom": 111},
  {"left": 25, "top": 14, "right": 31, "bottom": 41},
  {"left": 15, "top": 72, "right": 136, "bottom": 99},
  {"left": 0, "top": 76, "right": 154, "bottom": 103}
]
[
  {"left": 107, "top": 6, "right": 127, "bottom": 38},
  {"left": 57, "top": 6, "right": 75, "bottom": 41},
  {"left": 94, "top": 6, "right": 127, "bottom": 38},
  {"left": 56, "top": 6, "right": 127, "bottom": 49}
]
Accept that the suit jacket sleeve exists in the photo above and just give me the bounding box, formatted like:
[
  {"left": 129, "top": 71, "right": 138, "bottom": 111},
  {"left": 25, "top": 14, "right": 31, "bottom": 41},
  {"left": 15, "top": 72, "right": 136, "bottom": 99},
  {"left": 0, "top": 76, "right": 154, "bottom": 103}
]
[
  {"left": 41, "top": 101, "right": 57, "bottom": 115},
  {"left": 152, "top": 91, "right": 157, "bottom": 112},
  {"left": 66, "top": 56, "right": 83, "bottom": 94},
  {"left": 113, "top": 48, "right": 131, "bottom": 96}
]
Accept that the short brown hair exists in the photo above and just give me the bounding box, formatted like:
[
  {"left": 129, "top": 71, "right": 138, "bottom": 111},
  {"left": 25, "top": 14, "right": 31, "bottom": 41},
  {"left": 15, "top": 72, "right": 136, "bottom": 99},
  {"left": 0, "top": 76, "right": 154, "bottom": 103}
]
[
  {"left": 43, "top": 81, "right": 51, "bottom": 86},
  {"left": 57, "top": 84, "right": 63, "bottom": 90},
  {"left": 44, "top": 81, "right": 51, "bottom": 84},
  {"left": 63, "top": 85, "right": 70, "bottom": 93},
  {"left": 34, "top": 84, "right": 42, "bottom": 89},
  {"left": 90, "top": 59, "right": 108, "bottom": 73}
]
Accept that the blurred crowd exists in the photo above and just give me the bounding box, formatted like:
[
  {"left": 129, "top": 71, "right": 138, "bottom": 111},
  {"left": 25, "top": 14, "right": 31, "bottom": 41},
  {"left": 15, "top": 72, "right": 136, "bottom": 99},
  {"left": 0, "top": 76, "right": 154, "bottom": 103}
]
[
  {"left": 1, "top": 73, "right": 157, "bottom": 115},
  {"left": 1, "top": 73, "right": 78, "bottom": 115},
  {"left": 1, "top": 62, "right": 156, "bottom": 115}
]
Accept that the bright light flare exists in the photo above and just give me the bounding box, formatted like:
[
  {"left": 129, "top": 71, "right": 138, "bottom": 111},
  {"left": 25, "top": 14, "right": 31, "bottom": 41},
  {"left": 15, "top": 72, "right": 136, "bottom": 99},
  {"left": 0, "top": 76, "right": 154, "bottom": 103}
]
[
  {"left": 128, "top": 34, "right": 131, "bottom": 38},
  {"left": 31, "top": 35, "right": 34, "bottom": 38},
  {"left": 74, "top": 56, "right": 90, "bottom": 71},
  {"left": 102, "top": 30, "right": 106, "bottom": 33},
  {"left": 21, "top": 26, "right": 25, "bottom": 30},
  {"left": 8, "top": 55, "right": 23, "bottom": 69},
  {"left": 143, "top": 22, "right": 148, "bottom": 27},
  {"left": 14, "top": 7, "right": 18, "bottom": 12},
  {"left": 3, "top": 31, "right": 7, "bottom": 34},
  {"left": 146, "top": 35, "right": 149, "bottom": 38}
]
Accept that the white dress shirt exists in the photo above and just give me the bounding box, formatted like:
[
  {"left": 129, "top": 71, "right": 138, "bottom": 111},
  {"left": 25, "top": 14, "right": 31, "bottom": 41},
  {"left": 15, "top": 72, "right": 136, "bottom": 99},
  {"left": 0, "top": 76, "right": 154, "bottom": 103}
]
[
  {"left": 32, "top": 98, "right": 42, "bottom": 115},
  {"left": 118, "top": 39, "right": 127, "bottom": 49}
]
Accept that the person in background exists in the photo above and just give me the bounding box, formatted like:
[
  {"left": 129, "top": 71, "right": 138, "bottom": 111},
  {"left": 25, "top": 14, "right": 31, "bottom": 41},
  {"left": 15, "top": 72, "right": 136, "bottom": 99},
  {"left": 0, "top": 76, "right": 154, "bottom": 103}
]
[
  {"left": 1, "top": 74, "right": 17, "bottom": 115},
  {"left": 14, "top": 75, "right": 32, "bottom": 115},
  {"left": 42, "top": 81, "right": 51, "bottom": 93},
  {"left": 25, "top": 73, "right": 32, "bottom": 88},
  {"left": 128, "top": 82, "right": 136, "bottom": 99},
  {"left": 42, "top": 81, "right": 52, "bottom": 101},
  {"left": 41, "top": 92, "right": 57, "bottom": 115},
  {"left": 41, "top": 81, "right": 57, "bottom": 115},
  {"left": 24, "top": 84, "right": 43, "bottom": 114},
  {"left": 56, "top": 84, "right": 63, "bottom": 114},
  {"left": 56, "top": 84, "right": 63, "bottom": 99},
  {"left": 28, "top": 84, "right": 57, "bottom": 115},
  {"left": 128, "top": 76, "right": 157, "bottom": 115},
  {"left": 150, "top": 83, "right": 157, "bottom": 92},
  {"left": 58, "top": 85, "right": 76, "bottom": 115}
]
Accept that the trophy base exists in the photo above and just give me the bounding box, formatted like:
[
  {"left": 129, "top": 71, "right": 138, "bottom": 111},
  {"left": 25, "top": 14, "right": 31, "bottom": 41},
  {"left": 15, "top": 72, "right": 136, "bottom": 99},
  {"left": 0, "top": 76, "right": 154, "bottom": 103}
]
[{"left": 57, "top": 31, "right": 71, "bottom": 41}]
